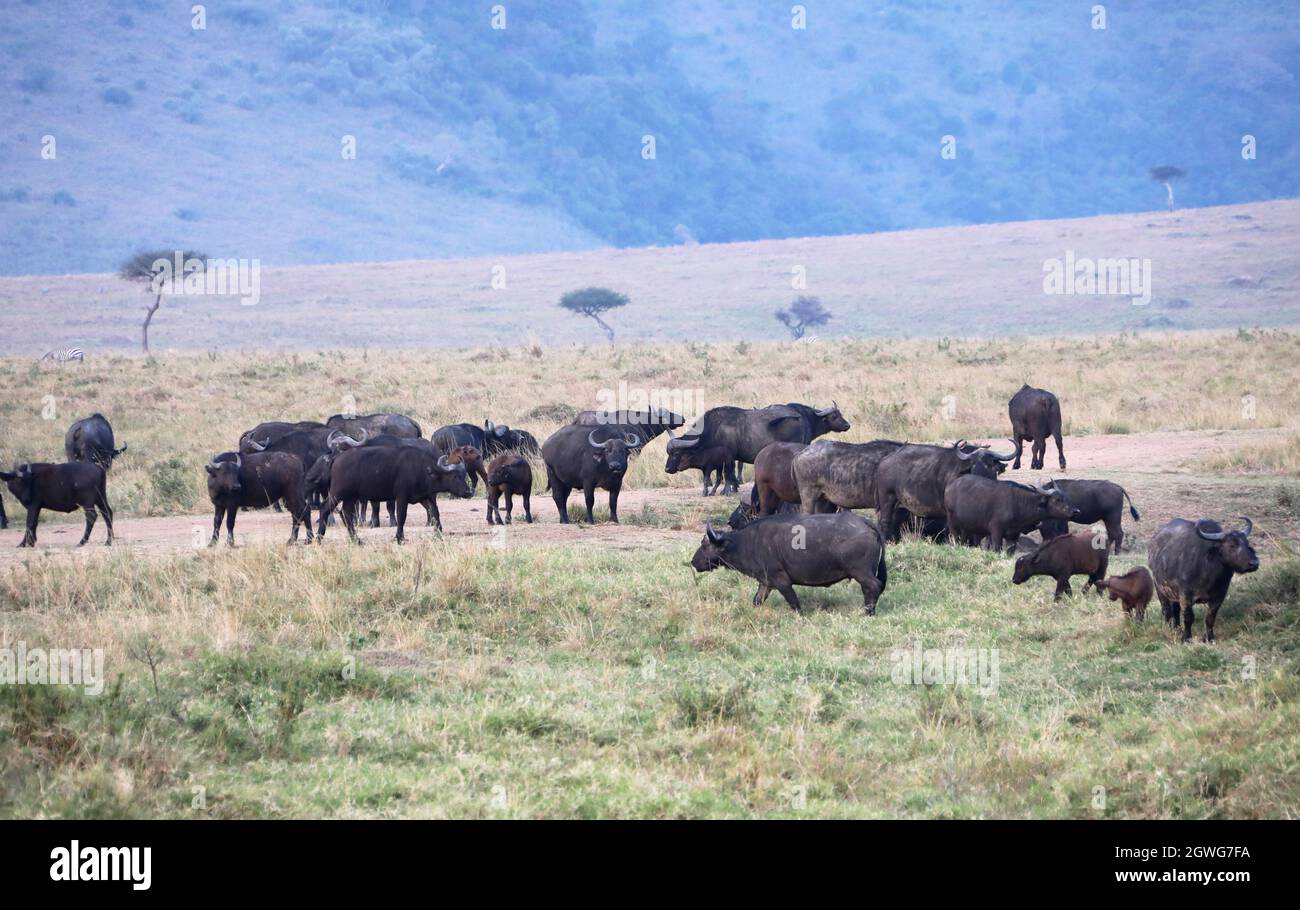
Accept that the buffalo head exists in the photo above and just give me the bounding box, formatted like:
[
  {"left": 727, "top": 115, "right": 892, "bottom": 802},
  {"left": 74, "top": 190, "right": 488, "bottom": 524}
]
[
  {"left": 956, "top": 439, "right": 1015, "bottom": 477},
  {"left": 0, "top": 464, "right": 36, "bottom": 505},
  {"left": 691, "top": 523, "right": 732, "bottom": 572},
  {"left": 205, "top": 454, "right": 243, "bottom": 496},
  {"left": 429, "top": 455, "right": 474, "bottom": 499},
  {"left": 1196, "top": 517, "right": 1260, "bottom": 574},
  {"left": 815, "top": 401, "right": 851, "bottom": 433},
  {"left": 589, "top": 429, "right": 640, "bottom": 477}
]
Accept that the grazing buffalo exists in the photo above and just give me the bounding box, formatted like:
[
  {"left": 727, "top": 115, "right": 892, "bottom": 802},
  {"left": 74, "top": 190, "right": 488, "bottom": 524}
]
[
  {"left": 205, "top": 451, "right": 312, "bottom": 546},
  {"left": 672, "top": 402, "right": 849, "bottom": 491},
  {"left": 238, "top": 420, "right": 325, "bottom": 452},
  {"left": 1096, "top": 567, "right": 1155, "bottom": 622},
  {"left": 1148, "top": 517, "right": 1259, "bottom": 642},
  {"left": 326, "top": 413, "right": 422, "bottom": 440},
  {"left": 573, "top": 407, "right": 686, "bottom": 443},
  {"left": 542, "top": 425, "right": 641, "bottom": 523},
  {"left": 1036, "top": 479, "right": 1139, "bottom": 553},
  {"left": 486, "top": 454, "right": 534, "bottom": 525},
  {"left": 943, "top": 477, "right": 1077, "bottom": 552},
  {"left": 316, "top": 446, "right": 472, "bottom": 542},
  {"left": 1009, "top": 385, "right": 1065, "bottom": 470},
  {"left": 64, "top": 414, "right": 127, "bottom": 469},
  {"left": 752, "top": 442, "right": 807, "bottom": 515},
  {"left": 0, "top": 462, "right": 113, "bottom": 547},
  {"left": 1012, "top": 533, "right": 1108, "bottom": 601},
  {"left": 690, "top": 513, "right": 887, "bottom": 615},
  {"left": 874, "top": 440, "right": 1015, "bottom": 540},
  {"left": 663, "top": 433, "right": 734, "bottom": 495}
]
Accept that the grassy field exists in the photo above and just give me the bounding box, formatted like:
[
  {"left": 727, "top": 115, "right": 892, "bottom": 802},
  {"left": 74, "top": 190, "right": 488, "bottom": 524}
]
[{"left": 1, "top": 333, "right": 1299, "bottom": 818}]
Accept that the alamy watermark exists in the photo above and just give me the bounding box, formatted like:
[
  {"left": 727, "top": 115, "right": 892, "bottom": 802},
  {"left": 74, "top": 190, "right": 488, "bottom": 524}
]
[
  {"left": 593, "top": 381, "right": 705, "bottom": 425},
  {"left": 149, "top": 251, "right": 261, "bottom": 307},
  {"left": 891, "top": 640, "right": 1000, "bottom": 697},
  {"left": 1, "top": 641, "right": 105, "bottom": 695},
  {"left": 1043, "top": 250, "right": 1151, "bottom": 306}
]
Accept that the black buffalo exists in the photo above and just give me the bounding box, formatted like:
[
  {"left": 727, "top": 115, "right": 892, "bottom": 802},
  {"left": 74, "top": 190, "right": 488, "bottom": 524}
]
[
  {"left": 874, "top": 440, "right": 1016, "bottom": 540},
  {"left": 326, "top": 412, "right": 422, "bottom": 440},
  {"left": 690, "top": 512, "right": 887, "bottom": 615},
  {"left": 1009, "top": 385, "right": 1065, "bottom": 470},
  {"left": 486, "top": 454, "right": 534, "bottom": 525},
  {"left": 727, "top": 493, "right": 801, "bottom": 530},
  {"left": 542, "top": 425, "right": 641, "bottom": 523},
  {"left": 64, "top": 414, "right": 128, "bottom": 469},
  {"left": 0, "top": 462, "right": 113, "bottom": 547},
  {"left": 663, "top": 433, "right": 734, "bottom": 495},
  {"left": 670, "top": 402, "right": 849, "bottom": 491},
  {"left": 1148, "top": 517, "right": 1259, "bottom": 642},
  {"left": 432, "top": 421, "right": 540, "bottom": 469},
  {"left": 573, "top": 407, "right": 686, "bottom": 443},
  {"left": 316, "top": 446, "right": 473, "bottom": 543},
  {"left": 1036, "top": 479, "right": 1139, "bottom": 553},
  {"left": 244, "top": 427, "right": 366, "bottom": 514},
  {"left": 944, "top": 476, "right": 1077, "bottom": 552},
  {"left": 238, "top": 420, "right": 325, "bottom": 452},
  {"left": 357, "top": 434, "right": 449, "bottom": 527},
  {"left": 205, "top": 451, "right": 312, "bottom": 546}
]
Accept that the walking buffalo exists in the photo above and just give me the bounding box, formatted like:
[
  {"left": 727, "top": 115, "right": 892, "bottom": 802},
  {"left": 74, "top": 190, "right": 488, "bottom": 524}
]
[
  {"left": 664, "top": 432, "right": 734, "bottom": 495},
  {"left": 874, "top": 440, "right": 1015, "bottom": 541},
  {"left": 690, "top": 512, "right": 887, "bottom": 615},
  {"left": 1096, "top": 567, "right": 1155, "bottom": 622},
  {"left": 65, "top": 414, "right": 128, "bottom": 469},
  {"left": 944, "top": 477, "right": 1077, "bottom": 552},
  {"left": 542, "top": 425, "right": 641, "bottom": 523},
  {"left": 486, "top": 454, "right": 534, "bottom": 525},
  {"left": 1148, "top": 517, "right": 1259, "bottom": 642},
  {"left": 0, "top": 461, "right": 113, "bottom": 547},
  {"left": 315, "top": 446, "right": 473, "bottom": 543},
  {"left": 1012, "top": 532, "right": 1108, "bottom": 601},
  {"left": 205, "top": 451, "right": 312, "bottom": 546},
  {"left": 1036, "top": 479, "right": 1139, "bottom": 553},
  {"left": 1009, "top": 385, "right": 1065, "bottom": 470}
]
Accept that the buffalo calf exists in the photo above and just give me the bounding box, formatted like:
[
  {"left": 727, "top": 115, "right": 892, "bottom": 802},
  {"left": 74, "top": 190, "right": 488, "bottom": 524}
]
[
  {"left": 664, "top": 438, "right": 734, "bottom": 496},
  {"left": 1012, "top": 532, "right": 1108, "bottom": 601},
  {"left": 1096, "top": 567, "right": 1155, "bottom": 622},
  {"left": 0, "top": 462, "right": 113, "bottom": 547},
  {"left": 486, "top": 455, "right": 533, "bottom": 525}
]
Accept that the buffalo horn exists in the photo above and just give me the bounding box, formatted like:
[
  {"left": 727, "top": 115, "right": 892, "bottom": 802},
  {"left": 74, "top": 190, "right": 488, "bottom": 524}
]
[
  {"left": 1196, "top": 520, "right": 1226, "bottom": 541},
  {"left": 1238, "top": 516, "right": 1253, "bottom": 537}
]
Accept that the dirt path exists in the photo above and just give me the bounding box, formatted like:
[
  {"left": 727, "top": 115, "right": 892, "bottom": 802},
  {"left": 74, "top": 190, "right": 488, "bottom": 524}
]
[{"left": 0, "top": 427, "right": 1289, "bottom": 564}]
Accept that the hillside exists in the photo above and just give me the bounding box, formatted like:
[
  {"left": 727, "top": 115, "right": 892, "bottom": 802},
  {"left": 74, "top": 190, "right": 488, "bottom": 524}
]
[
  {"left": 2, "top": 0, "right": 1298, "bottom": 275},
  {"left": 3, "top": 199, "right": 1298, "bottom": 353}
]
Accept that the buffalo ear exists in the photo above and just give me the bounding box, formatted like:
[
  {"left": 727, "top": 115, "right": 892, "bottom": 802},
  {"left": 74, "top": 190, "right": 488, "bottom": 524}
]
[
  {"left": 0, "top": 471, "right": 13, "bottom": 481},
  {"left": 205, "top": 465, "right": 218, "bottom": 476}
]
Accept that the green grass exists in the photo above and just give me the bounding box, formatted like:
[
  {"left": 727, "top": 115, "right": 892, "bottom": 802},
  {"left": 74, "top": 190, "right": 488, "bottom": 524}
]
[{"left": 3, "top": 541, "right": 1296, "bottom": 818}]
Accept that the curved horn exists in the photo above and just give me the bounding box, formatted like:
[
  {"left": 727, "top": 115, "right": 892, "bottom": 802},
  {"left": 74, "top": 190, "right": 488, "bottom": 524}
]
[
  {"left": 327, "top": 430, "right": 344, "bottom": 449},
  {"left": 674, "top": 433, "right": 702, "bottom": 449},
  {"left": 1238, "top": 516, "right": 1253, "bottom": 537},
  {"left": 437, "top": 454, "right": 451, "bottom": 470},
  {"left": 207, "top": 455, "right": 222, "bottom": 469},
  {"left": 354, "top": 428, "right": 368, "bottom": 445},
  {"left": 485, "top": 419, "right": 495, "bottom": 433},
  {"left": 1196, "top": 520, "right": 1226, "bottom": 541},
  {"left": 704, "top": 522, "right": 724, "bottom": 545},
  {"left": 588, "top": 429, "right": 605, "bottom": 449},
  {"left": 992, "top": 438, "right": 1018, "bottom": 461},
  {"left": 233, "top": 453, "right": 242, "bottom": 470},
  {"left": 955, "top": 443, "right": 979, "bottom": 461},
  {"left": 246, "top": 436, "right": 268, "bottom": 452},
  {"left": 624, "top": 432, "right": 642, "bottom": 448}
]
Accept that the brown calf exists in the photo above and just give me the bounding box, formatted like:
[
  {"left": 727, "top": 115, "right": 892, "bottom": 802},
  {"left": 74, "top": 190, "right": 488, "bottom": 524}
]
[
  {"left": 486, "top": 454, "right": 533, "bottom": 525},
  {"left": 1012, "top": 532, "right": 1109, "bottom": 601},
  {"left": 1096, "top": 566, "right": 1154, "bottom": 621}
]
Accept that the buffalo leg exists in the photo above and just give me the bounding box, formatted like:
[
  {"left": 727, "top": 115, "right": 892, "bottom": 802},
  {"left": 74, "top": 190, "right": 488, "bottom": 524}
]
[
  {"left": 1106, "top": 518, "right": 1123, "bottom": 554},
  {"left": 0, "top": 495, "right": 6, "bottom": 530},
  {"left": 1032, "top": 437, "right": 1046, "bottom": 470},
  {"left": 522, "top": 488, "right": 533, "bottom": 523},
  {"left": 877, "top": 494, "right": 901, "bottom": 542},
  {"left": 272, "top": 500, "right": 283, "bottom": 513},
  {"left": 504, "top": 491, "right": 514, "bottom": 524},
  {"left": 1181, "top": 602, "right": 1196, "bottom": 643},
  {"left": 1053, "top": 576, "right": 1072, "bottom": 600},
  {"left": 342, "top": 498, "right": 360, "bottom": 543},
  {"left": 854, "top": 574, "right": 884, "bottom": 616},
  {"left": 1158, "top": 591, "right": 1177, "bottom": 627},
  {"left": 394, "top": 498, "right": 409, "bottom": 543},
  {"left": 1203, "top": 597, "right": 1223, "bottom": 643},
  {"left": 225, "top": 506, "right": 237, "bottom": 546},
  {"left": 1053, "top": 427, "right": 1066, "bottom": 470},
  {"left": 775, "top": 584, "right": 802, "bottom": 613},
  {"left": 583, "top": 483, "right": 597, "bottom": 523},
  {"left": 608, "top": 482, "right": 622, "bottom": 523},
  {"left": 551, "top": 482, "right": 571, "bottom": 524},
  {"left": 210, "top": 506, "right": 226, "bottom": 547},
  {"left": 1011, "top": 434, "right": 1024, "bottom": 470},
  {"left": 78, "top": 506, "right": 96, "bottom": 546},
  {"left": 428, "top": 495, "right": 442, "bottom": 533},
  {"left": 753, "top": 583, "right": 771, "bottom": 606},
  {"left": 422, "top": 498, "right": 436, "bottom": 527},
  {"left": 369, "top": 501, "right": 382, "bottom": 529},
  {"left": 19, "top": 506, "right": 38, "bottom": 547},
  {"left": 388, "top": 501, "right": 398, "bottom": 527},
  {"left": 487, "top": 488, "right": 501, "bottom": 525},
  {"left": 100, "top": 496, "right": 113, "bottom": 545}
]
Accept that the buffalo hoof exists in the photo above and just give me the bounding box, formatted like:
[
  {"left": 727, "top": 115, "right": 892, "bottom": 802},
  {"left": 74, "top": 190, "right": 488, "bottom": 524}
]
[{"left": 865, "top": 606, "right": 877, "bottom": 617}]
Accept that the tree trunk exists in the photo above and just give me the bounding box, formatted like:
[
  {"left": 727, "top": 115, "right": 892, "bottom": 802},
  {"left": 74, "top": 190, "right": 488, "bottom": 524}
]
[
  {"left": 589, "top": 311, "right": 615, "bottom": 342},
  {"left": 1164, "top": 182, "right": 1175, "bottom": 212},
  {"left": 142, "top": 291, "right": 162, "bottom": 354}
]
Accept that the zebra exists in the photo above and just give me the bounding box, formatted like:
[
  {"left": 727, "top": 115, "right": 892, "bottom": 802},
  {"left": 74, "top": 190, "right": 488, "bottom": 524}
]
[{"left": 41, "top": 348, "right": 85, "bottom": 363}]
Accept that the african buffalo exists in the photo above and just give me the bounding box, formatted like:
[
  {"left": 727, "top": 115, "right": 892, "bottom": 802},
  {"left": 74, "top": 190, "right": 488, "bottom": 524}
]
[
  {"left": 238, "top": 420, "right": 325, "bottom": 452},
  {"left": 793, "top": 439, "right": 902, "bottom": 514},
  {"left": 1148, "top": 517, "right": 1259, "bottom": 642},
  {"left": 316, "top": 446, "right": 472, "bottom": 543},
  {"left": 486, "top": 454, "right": 534, "bottom": 525},
  {"left": 1036, "top": 479, "right": 1139, "bottom": 553},
  {"left": 205, "top": 451, "right": 312, "bottom": 546},
  {"left": 943, "top": 476, "right": 1077, "bottom": 552},
  {"left": 432, "top": 422, "right": 540, "bottom": 483},
  {"left": 573, "top": 407, "right": 686, "bottom": 443},
  {"left": 752, "top": 442, "right": 807, "bottom": 515},
  {"left": 0, "top": 462, "right": 113, "bottom": 547},
  {"left": 542, "top": 425, "right": 641, "bottom": 523},
  {"left": 1009, "top": 385, "right": 1065, "bottom": 470},
  {"left": 663, "top": 433, "right": 734, "bottom": 496},
  {"left": 690, "top": 512, "right": 887, "bottom": 615},
  {"left": 1012, "top": 533, "right": 1108, "bottom": 601},
  {"left": 874, "top": 440, "right": 1016, "bottom": 541},
  {"left": 64, "top": 414, "right": 127, "bottom": 469},
  {"left": 327, "top": 412, "right": 422, "bottom": 440},
  {"left": 672, "top": 402, "right": 849, "bottom": 491},
  {"left": 727, "top": 495, "right": 801, "bottom": 530},
  {"left": 1096, "top": 567, "right": 1155, "bottom": 622}
]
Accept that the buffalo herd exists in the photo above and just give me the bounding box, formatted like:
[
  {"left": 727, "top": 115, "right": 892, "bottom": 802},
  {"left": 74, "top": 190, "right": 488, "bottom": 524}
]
[{"left": 0, "top": 387, "right": 1264, "bottom": 643}]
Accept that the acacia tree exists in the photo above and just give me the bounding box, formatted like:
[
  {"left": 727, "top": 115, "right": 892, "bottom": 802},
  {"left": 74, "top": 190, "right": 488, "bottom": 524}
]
[
  {"left": 774, "top": 295, "right": 832, "bottom": 340},
  {"left": 1150, "top": 166, "right": 1185, "bottom": 212},
  {"left": 559, "top": 287, "right": 628, "bottom": 342},
  {"left": 119, "top": 249, "right": 205, "bottom": 354}
]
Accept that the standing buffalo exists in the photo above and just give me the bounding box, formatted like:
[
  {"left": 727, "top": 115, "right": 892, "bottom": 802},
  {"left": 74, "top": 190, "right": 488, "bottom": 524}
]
[
  {"left": 205, "top": 451, "right": 312, "bottom": 546},
  {"left": 690, "top": 512, "right": 887, "bottom": 615},
  {"left": 326, "top": 413, "right": 422, "bottom": 440},
  {"left": 874, "top": 440, "right": 1016, "bottom": 540},
  {"left": 1009, "top": 385, "right": 1065, "bottom": 470},
  {"left": 486, "top": 454, "right": 534, "bottom": 525},
  {"left": 944, "top": 477, "right": 1077, "bottom": 552},
  {"left": 0, "top": 462, "right": 113, "bottom": 547},
  {"left": 239, "top": 420, "right": 325, "bottom": 452},
  {"left": 663, "top": 432, "right": 734, "bottom": 495},
  {"left": 751, "top": 442, "right": 808, "bottom": 515},
  {"left": 793, "top": 439, "right": 903, "bottom": 514},
  {"left": 316, "top": 446, "right": 472, "bottom": 542},
  {"left": 1148, "top": 517, "right": 1259, "bottom": 642},
  {"left": 1096, "top": 567, "right": 1155, "bottom": 622},
  {"left": 573, "top": 407, "right": 685, "bottom": 443},
  {"left": 355, "top": 436, "right": 483, "bottom": 527},
  {"left": 542, "top": 425, "right": 641, "bottom": 523},
  {"left": 244, "top": 427, "right": 367, "bottom": 514},
  {"left": 65, "top": 414, "right": 128, "bottom": 469},
  {"left": 432, "top": 421, "right": 540, "bottom": 477},
  {"left": 671, "top": 402, "right": 849, "bottom": 491},
  {"left": 1036, "top": 479, "right": 1139, "bottom": 553},
  {"left": 1012, "top": 532, "right": 1108, "bottom": 601}
]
